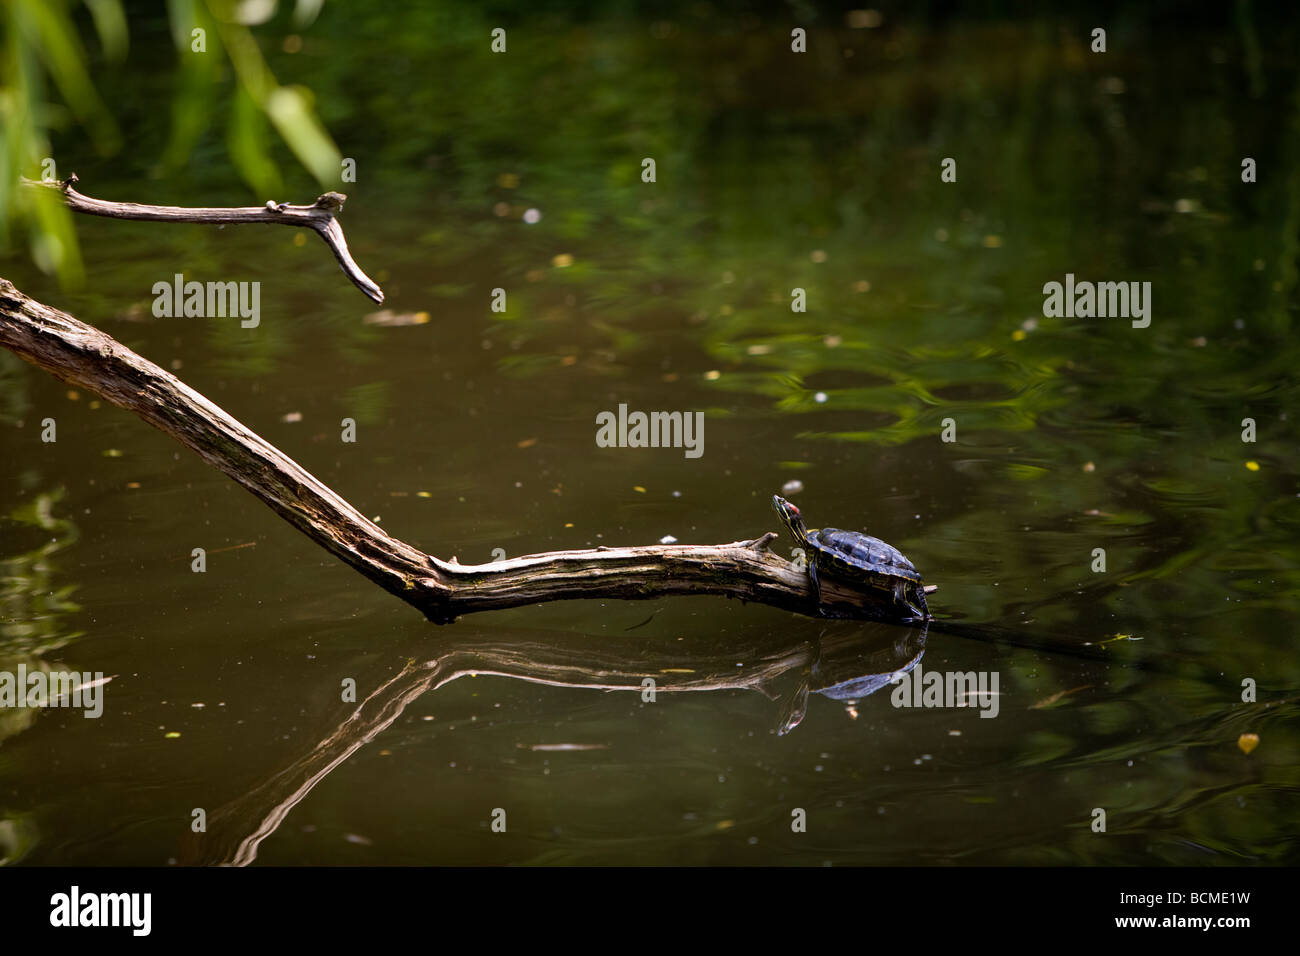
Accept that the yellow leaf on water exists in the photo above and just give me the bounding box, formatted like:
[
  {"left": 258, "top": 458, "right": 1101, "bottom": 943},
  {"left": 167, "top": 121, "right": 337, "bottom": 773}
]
[
  {"left": 164, "top": 732, "right": 181, "bottom": 739},
  {"left": 1238, "top": 733, "right": 1260, "bottom": 754},
  {"left": 716, "top": 820, "right": 735, "bottom": 830},
  {"left": 1245, "top": 461, "right": 1260, "bottom": 471}
]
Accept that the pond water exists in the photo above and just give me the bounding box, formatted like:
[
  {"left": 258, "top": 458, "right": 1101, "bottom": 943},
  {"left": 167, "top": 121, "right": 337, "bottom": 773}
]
[{"left": 1, "top": 5, "right": 1297, "bottom": 865}]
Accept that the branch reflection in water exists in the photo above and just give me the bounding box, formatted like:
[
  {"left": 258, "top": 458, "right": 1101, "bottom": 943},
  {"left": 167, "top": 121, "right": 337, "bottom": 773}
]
[{"left": 180, "top": 620, "right": 927, "bottom": 865}]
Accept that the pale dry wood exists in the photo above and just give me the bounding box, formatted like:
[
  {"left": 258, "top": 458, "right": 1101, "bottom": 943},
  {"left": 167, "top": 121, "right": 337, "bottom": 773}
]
[
  {"left": 0, "top": 279, "right": 928, "bottom": 624},
  {"left": 20, "top": 174, "right": 383, "bottom": 302}
]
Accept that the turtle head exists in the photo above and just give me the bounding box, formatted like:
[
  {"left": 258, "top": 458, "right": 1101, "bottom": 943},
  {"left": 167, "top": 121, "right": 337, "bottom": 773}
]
[{"left": 772, "top": 495, "right": 807, "bottom": 542}]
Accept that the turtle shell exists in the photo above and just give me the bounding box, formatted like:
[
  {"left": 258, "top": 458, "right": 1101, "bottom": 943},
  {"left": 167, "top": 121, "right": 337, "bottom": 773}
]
[{"left": 809, "top": 527, "right": 924, "bottom": 584}]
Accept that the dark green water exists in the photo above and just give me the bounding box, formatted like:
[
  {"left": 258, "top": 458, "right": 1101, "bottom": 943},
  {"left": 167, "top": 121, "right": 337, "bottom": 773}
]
[{"left": 1, "top": 5, "right": 1298, "bottom": 865}]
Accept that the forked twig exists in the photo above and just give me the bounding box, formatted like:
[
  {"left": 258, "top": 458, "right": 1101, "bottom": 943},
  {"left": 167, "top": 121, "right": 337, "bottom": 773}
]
[{"left": 21, "top": 174, "right": 384, "bottom": 303}]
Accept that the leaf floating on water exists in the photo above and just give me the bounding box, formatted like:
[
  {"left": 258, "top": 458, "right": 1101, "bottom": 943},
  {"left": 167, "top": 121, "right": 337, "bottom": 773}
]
[
  {"left": 164, "top": 731, "right": 181, "bottom": 739},
  {"left": 343, "top": 833, "right": 374, "bottom": 845},
  {"left": 1030, "top": 685, "right": 1093, "bottom": 710},
  {"left": 1237, "top": 733, "right": 1260, "bottom": 755},
  {"left": 1245, "top": 461, "right": 1260, "bottom": 472},
  {"left": 1088, "top": 633, "right": 1141, "bottom": 647},
  {"left": 517, "top": 438, "right": 537, "bottom": 448},
  {"left": 49, "top": 674, "right": 115, "bottom": 702},
  {"left": 363, "top": 309, "right": 430, "bottom": 327},
  {"left": 101, "top": 449, "right": 124, "bottom": 458},
  {"left": 716, "top": 820, "right": 735, "bottom": 830},
  {"left": 280, "top": 411, "right": 303, "bottom": 423}
]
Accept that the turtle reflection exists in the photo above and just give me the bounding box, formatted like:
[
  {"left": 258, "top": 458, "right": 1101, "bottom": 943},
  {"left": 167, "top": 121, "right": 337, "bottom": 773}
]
[{"left": 183, "top": 619, "right": 928, "bottom": 865}]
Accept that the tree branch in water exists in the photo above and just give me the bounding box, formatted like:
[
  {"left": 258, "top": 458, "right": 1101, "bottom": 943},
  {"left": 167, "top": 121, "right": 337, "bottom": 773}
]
[
  {"left": 0, "top": 278, "right": 931, "bottom": 623},
  {"left": 20, "top": 174, "right": 383, "bottom": 303}
]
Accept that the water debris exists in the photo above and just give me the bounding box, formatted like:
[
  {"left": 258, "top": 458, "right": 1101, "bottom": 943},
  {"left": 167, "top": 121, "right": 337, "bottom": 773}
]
[
  {"left": 659, "top": 535, "right": 678, "bottom": 544},
  {"left": 363, "top": 309, "right": 430, "bottom": 327},
  {"left": 1237, "top": 733, "right": 1260, "bottom": 755},
  {"left": 207, "top": 541, "right": 257, "bottom": 554},
  {"left": 343, "top": 833, "right": 374, "bottom": 845},
  {"left": 523, "top": 208, "right": 541, "bottom": 224},
  {"left": 660, "top": 668, "right": 695, "bottom": 674},
  {"left": 280, "top": 411, "right": 303, "bottom": 423},
  {"left": 1245, "top": 461, "right": 1260, "bottom": 471},
  {"left": 527, "top": 743, "right": 609, "bottom": 752},
  {"left": 1029, "top": 685, "right": 1093, "bottom": 710},
  {"left": 1087, "top": 633, "right": 1142, "bottom": 647},
  {"left": 517, "top": 438, "right": 537, "bottom": 448},
  {"left": 49, "top": 675, "right": 115, "bottom": 702},
  {"left": 781, "top": 479, "right": 804, "bottom": 496}
]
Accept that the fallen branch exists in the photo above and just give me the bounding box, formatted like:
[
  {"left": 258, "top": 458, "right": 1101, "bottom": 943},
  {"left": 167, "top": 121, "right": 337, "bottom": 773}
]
[
  {"left": 0, "top": 278, "right": 927, "bottom": 623},
  {"left": 21, "top": 174, "right": 383, "bottom": 303}
]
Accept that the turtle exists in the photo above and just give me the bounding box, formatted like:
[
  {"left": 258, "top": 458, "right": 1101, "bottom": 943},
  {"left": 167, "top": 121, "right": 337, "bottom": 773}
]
[{"left": 772, "top": 495, "right": 929, "bottom": 621}]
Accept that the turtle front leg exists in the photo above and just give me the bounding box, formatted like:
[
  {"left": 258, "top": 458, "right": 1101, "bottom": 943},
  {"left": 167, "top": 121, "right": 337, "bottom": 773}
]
[
  {"left": 895, "top": 580, "right": 928, "bottom": 621},
  {"left": 808, "top": 557, "right": 828, "bottom": 617}
]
